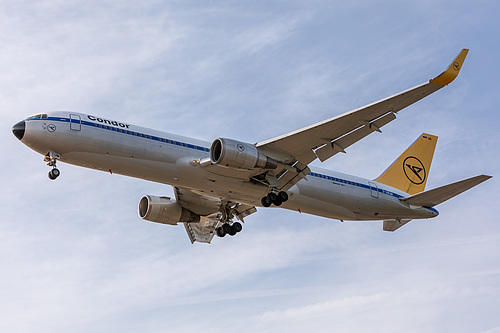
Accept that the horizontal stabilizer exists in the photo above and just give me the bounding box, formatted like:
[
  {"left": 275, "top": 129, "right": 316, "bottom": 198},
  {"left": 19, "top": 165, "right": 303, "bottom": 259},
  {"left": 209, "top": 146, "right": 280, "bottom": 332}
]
[
  {"left": 383, "top": 219, "right": 412, "bottom": 232},
  {"left": 400, "top": 174, "right": 492, "bottom": 207}
]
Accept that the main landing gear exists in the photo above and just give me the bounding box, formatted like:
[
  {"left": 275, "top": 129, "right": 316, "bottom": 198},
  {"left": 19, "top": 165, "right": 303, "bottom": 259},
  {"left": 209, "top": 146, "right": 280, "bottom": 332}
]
[
  {"left": 215, "top": 203, "right": 245, "bottom": 238},
  {"left": 44, "top": 151, "right": 61, "bottom": 180},
  {"left": 261, "top": 191, "right": 288, "bottom": 207},
  {"left": 216, "top": 221, "right": 242, "bottom": 238}
]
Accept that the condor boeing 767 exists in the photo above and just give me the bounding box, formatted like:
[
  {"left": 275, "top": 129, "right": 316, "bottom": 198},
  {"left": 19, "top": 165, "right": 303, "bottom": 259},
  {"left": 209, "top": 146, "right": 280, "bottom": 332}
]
[{"left": 12, "top": 49, "right": 491, "bottom": 243}]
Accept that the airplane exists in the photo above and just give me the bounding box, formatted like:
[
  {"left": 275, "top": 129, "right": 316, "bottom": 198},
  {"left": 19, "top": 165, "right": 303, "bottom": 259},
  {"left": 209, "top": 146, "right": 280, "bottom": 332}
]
[{"left": 12, "top": 48, "right": 491, "bottom": 244}]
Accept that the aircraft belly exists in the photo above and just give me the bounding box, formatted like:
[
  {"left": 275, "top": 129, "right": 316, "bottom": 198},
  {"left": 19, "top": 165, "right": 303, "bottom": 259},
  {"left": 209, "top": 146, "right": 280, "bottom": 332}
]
[
  {"left": 296, "top": 179, "right": 365, "bottom": 213},
  {"left": 291, "top": 177, "right": 432, "bottom": 221},
  {"left": 61, "top": 150, "right": 268, "bottom": 206},
  {"left": 60, "top": 152, "right": 179, "bottom": 183},
  {"left": 285, "top": 193, "right": 357, "bottom": 220},
  {"left": 350, "top": 195, "right": 436, "bottom": 220}
]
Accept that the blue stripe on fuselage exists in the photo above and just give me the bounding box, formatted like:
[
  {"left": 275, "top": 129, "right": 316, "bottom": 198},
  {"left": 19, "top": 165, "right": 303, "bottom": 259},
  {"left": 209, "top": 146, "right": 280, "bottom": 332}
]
[
  {"left": 37, "top": 116, "right": 211, "bottom": 153},
  {"left": 309, "top": 171, "right": 405, "bottom": 199}
]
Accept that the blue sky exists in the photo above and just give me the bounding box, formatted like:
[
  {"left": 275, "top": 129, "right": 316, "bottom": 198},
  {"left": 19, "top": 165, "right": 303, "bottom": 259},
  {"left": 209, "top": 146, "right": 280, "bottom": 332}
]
[{"left": 1, "top": 1, "right": 499, "bottom": 332}]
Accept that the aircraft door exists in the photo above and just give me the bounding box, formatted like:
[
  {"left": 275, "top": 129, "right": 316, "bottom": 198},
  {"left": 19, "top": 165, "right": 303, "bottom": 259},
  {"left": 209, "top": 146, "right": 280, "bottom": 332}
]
[
  {"left": 70, "top": 114, "right": 81, "bottom": 131},
  {"left": 369, "top": 182, "right": 379, "bottom": 198}
]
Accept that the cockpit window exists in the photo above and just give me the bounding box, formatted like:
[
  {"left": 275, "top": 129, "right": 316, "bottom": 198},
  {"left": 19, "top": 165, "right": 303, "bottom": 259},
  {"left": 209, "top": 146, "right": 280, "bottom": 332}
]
[{"left": 26, "top": 113, "right": 48, "bottom": 120}]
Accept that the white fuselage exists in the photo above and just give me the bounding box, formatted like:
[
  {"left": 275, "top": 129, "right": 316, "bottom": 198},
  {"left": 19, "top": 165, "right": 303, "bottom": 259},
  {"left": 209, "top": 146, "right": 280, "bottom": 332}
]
[{"left": 17, "top": 111, "right": 438, "bottom": 221}]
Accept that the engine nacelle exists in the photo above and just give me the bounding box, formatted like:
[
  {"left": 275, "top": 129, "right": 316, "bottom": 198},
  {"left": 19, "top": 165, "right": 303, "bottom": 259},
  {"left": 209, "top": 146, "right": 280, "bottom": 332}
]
[
  {"left": 209, "top": 138, "right": 278, "bottom": 170},
  {"left": 138, "top": 195, "right": 200, "bottom": 225}
]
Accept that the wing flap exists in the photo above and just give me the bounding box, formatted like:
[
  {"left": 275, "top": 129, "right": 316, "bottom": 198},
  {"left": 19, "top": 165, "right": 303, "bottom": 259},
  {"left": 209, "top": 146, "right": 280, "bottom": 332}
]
[
  {"left": 184, "top": 215, "right": 220, "bottom": 244},
  {"left": 274, "top": 162, "right": 311, "bottom": 191},
  {"left": 401, "top": 174, "right": 492, "bottom": 207}
]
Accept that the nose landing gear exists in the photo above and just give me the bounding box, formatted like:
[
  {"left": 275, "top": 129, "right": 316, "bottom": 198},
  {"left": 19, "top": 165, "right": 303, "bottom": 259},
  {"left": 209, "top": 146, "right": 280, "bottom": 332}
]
[
  {"left": 261, "top": 191, "right": 288, "bottom": 207},
  {"left": 44, "top": 151, "right": 61, "bottom": 180}
]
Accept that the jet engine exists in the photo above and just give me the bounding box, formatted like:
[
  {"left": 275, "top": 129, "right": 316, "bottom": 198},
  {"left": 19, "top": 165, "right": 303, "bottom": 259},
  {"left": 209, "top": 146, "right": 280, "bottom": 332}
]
[
  {"left": 138, "top": 195, "right": 200, "bottom": 225},
  {"left": 209, "top": 138, "right": 278, "bottom": 170}
]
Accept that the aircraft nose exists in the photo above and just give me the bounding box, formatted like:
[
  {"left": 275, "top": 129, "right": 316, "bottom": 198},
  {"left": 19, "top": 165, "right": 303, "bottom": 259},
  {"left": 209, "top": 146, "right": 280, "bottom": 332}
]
[{"left": 12, "top": 120, "right": 26, "bottom": 141}]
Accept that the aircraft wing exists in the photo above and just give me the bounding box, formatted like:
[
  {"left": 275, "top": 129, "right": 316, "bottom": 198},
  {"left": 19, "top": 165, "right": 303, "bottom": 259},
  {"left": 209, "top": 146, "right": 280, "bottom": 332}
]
[
  {"left": 174, "top": 186, "right": 257, "bottom": 243},
  {"left": 175, "top": 186, "right": 222, "bottom": 216},
  {"left": 257, "top": 49, "right": 469, "bottom": 169}
]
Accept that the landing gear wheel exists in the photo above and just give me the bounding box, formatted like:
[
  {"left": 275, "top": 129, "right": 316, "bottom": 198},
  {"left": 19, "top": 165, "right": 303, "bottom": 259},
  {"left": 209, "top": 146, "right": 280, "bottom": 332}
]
[
  {"left": 228, "top": 221, "right": 243, "bottom": 236},
  {"left": 232, "top": 222, "right": 242, "bottom": 233},
  {"left": 278, "top": 191, "right": 288, "bottom": 202},
  {"left": 228, "top": 226, "right": 237, "bottom": 236},
  {"left": 261, "top": 196, "right": 272, "bottom": 207},
  {"left": 267, "top": 192, "right": 278, "bottom": 203},
  {"left": 48, "top": 168, "right": 60, "bottom": 180},
  {"left": 262, "top": 191, "right": 288, "bottom": 207},
  {"left": 216, "top": 227, "right": 226, "bottom": 237},
  {"left": 222, "top": 223, "right": 231, "bottom": 234},
  {"left": 51, "top": 168, "right": 60, "bottom": 178}
]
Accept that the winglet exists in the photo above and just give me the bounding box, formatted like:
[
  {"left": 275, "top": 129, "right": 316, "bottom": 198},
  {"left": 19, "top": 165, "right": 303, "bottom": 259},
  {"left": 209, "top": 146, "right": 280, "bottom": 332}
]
[{"left": 430, "top": 48, "right": 469, "bottom": 86}]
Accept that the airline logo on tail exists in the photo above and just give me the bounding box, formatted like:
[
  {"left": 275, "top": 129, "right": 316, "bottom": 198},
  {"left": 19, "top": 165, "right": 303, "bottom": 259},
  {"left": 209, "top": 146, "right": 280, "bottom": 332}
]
[
  {"left": 375, "top": 133, "right": 438, "bottom": 195},
  {"left": 403, "top": 156, "right": 426, "bottom": 185}
]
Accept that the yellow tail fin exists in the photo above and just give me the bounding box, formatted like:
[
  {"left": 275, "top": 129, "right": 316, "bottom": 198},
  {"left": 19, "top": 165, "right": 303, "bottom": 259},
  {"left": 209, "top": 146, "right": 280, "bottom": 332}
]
[{"left": 375, "top": 134, "right": 438, "bottom": 195}]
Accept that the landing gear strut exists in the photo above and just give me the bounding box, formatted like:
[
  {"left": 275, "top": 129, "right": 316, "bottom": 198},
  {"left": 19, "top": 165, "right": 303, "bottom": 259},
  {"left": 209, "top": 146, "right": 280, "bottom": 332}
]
[
  {"left": 261, "top": 191, "right": 288, "bottom": 207},
  {"left": 44, "top": 151, "right": 61, "bottom": 180}
]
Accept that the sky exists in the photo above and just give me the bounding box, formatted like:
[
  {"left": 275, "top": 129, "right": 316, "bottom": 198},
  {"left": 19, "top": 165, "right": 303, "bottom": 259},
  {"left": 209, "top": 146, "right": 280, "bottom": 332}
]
[{"left": 1, "top": 1, "right": 499, "bottom": 332}]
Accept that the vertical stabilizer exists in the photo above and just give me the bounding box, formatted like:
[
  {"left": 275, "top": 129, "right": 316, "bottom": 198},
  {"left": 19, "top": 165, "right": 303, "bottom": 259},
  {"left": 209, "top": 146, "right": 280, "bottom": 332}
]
[{"left": 375, "top": 134, "right": 438, "bottom": 195}]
